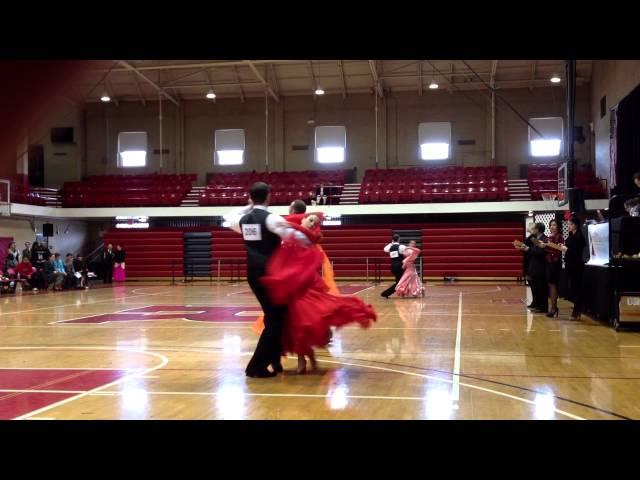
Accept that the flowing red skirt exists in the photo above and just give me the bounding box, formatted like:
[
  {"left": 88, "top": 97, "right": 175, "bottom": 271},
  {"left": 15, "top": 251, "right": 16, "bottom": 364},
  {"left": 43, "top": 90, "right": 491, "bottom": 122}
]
[{"left": 261, "top": 239, "right": 377, "bottom": 356}]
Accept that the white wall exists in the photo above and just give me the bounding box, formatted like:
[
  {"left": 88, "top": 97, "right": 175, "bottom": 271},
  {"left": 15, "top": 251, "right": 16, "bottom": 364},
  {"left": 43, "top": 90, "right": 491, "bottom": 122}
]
[
  {"left": 0, "top": 217, "right": 91, "bottom": 256},
  {"left": 28, "top": 97, "right": 84, "bottom": 188},
  {"left": 76, "top": 85, "right": 592, "bottom": 184}
]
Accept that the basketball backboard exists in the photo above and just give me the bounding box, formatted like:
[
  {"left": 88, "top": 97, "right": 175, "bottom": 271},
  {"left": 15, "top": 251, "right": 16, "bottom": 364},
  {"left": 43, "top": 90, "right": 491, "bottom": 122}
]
[
  {"left": 557, "top": 162, "right": 568, "bottom": 207},
  {"left": 0, "top": 179, "right": 10, "bottom": 216}
]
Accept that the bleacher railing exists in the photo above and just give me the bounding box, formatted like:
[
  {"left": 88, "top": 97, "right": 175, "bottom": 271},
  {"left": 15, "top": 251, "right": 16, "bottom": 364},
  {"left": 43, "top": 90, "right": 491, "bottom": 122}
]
[{"left": 171, "top": 256, "right": 425, "bottom": 285}]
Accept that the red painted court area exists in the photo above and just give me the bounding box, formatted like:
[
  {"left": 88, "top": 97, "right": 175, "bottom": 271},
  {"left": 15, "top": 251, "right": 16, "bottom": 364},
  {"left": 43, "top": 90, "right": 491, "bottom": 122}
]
[
  {"left": 55, "top": 286, "right": 373, "bottom": 325},
  {"left": 0, "top": 369, "right": 130, "bottom": 419}
]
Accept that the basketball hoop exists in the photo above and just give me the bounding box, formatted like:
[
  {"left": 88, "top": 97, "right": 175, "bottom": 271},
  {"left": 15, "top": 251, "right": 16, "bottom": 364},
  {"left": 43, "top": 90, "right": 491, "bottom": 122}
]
[{"left": 541, "top": 193, "right": 557, "bottom": 201}]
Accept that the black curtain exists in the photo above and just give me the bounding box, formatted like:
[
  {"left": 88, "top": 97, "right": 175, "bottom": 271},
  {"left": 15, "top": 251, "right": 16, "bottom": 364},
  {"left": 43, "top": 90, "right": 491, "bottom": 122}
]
[{"left": 613, "top": 82, "right": 640, "bottom": 196}]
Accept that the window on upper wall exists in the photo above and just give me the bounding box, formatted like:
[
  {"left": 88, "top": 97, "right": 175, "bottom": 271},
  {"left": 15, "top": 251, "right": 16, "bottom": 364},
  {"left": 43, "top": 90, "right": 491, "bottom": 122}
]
[
  {"left": 315, "top": 125, "right": 346, "bottom": 164},
  {"left": 528, "top": 117, "right": 563, "bottom": 157},
  {"left": 215, "top": 129, "right": 245, "bottom": 166},
  {"left": 418, "top": 122, "right": 451, "bottom": 160},
  {"left": 117, "top": 132, "right": 148, "bottom": 168}
]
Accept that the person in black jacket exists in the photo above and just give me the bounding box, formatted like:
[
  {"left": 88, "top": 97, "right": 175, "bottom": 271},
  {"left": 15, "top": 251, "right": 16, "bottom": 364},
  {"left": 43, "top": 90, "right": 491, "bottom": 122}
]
[
  {"left": 103, "top": 244, "right": 115, "bottom": 283},
  {"left": 381, "top": 234, "right": 407, "bottom": 298},
  {"left": 522, "top": 222, "right": 536, "bottom": 289},
  {"left": 560, "top": 216, "right": 587, "bottom": 320},
  {"left": 517, "top": 222, "right": 549, "bottom": 314},
  {"left": 223, "top": 182, "right": 299, "bottom": 378},
  {"left": 31, "top": 241, "right": 50, "bottom": 270},
  {"left": 73, "top": 254, "right": 89, "bottom": 289}
]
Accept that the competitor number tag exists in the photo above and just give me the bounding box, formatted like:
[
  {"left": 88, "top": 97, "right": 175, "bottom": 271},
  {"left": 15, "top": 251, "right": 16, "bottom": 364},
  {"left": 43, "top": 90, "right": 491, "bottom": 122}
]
[
  {"left": 390, "top": 251, "right": 399, "bottom": 258},
  {"left": 242, "top": 224, "right": 262, "bottom": 241}
]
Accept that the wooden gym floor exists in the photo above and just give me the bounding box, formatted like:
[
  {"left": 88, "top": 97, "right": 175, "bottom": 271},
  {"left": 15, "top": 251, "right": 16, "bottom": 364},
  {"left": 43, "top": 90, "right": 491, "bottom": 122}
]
[{"left": 1, "top": 280, "right": 639, "bottom": 420}]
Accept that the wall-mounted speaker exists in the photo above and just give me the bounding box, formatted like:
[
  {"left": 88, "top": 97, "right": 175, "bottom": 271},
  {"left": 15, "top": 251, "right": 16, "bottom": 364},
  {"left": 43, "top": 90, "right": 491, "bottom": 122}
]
[{"left": 43, "top": 223, "right": 54, "bottom": 237}]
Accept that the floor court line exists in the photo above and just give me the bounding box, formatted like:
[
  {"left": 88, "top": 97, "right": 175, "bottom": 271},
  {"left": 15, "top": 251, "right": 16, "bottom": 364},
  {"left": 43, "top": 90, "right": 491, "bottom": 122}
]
[
  {"left": 452, "top": 292, "right": 462, "bottom": 406},
  {"left": 0, "top": 344, "right": 624, "bottom": 419},
  {"left": 143, "top": 349, "right": 589, "bottom": 420},
  {"left": 0, "top": 346, "right": 169, "bottom": 420},
  {"left": 0, "top": 290, "right": 178, "bottom": 317}
]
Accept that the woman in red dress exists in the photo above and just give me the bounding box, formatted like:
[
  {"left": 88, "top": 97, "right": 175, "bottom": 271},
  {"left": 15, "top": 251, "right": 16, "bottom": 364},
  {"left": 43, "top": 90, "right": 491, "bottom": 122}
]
[
  {"left": 251, "top": 209, "right": 339, "bottom": 335},
  {"left": 395, "top": 240, "right": 425, "bottom": 298},
  {"left": 261, "top": 215, "right": 377, "bottom": 374},
  {"left": 541, "top": 219, "right": 564, "bottom": 318}
]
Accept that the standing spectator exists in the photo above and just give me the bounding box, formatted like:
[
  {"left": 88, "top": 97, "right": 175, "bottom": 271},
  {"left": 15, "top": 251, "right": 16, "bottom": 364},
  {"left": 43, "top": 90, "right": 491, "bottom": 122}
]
[
  {"left": 516, "top": 223, "right": 549, "bottom": 314},
  {"left": 541, "top": 220, "right": 564, "bottom": 318},
  {"left": 4, "top": 241, "right": 20, "bottom": 273},
  {"left": 51, "top": 253, "right": 67, "bottom": 291},
  {"left": 113, "top": 244, "right": 126, "bottom": 282},
  {"left": 73, "top": 254, "right": 89, "bottom": 289},
  {"left": 521, "top": 223, "right": 536, "bottom": 292},
  {"left": 103, "top": 243, "right": 115, "bottom": 283},
  {"left": 561, "top": 216, "right": 587, "bottom": 320},
  {"left": 22, "top": 242, "right": 32, "bottom": 262},
  {"left": 15, "top": 257, "right": 37, "bottom": 291},
  {"left": 31, "top": 241, "right": 50, "bottom": 270}
]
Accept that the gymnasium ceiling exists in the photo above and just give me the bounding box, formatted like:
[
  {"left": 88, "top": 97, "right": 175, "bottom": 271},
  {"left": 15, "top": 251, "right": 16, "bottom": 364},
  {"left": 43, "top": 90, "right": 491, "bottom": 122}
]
[{"left": 74, "top": 60, "right": 593, "bottom": 105}]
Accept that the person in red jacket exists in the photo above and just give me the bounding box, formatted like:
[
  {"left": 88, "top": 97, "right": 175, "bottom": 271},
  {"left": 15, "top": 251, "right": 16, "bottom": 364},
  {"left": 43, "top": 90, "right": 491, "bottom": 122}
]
[{"left": 15, "top": 257, "right": 37, "bottom": 290}]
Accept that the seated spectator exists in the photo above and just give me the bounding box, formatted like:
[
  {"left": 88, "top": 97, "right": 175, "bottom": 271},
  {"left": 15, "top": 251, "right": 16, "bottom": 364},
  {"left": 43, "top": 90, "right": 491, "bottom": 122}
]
[
  {"left": 73, "top": 254, "right": 89, "bottom": 289},
  {"left": 624, "top": 197, "right": 640, "bottom": 217},
  {"left": 15, "top": 257, "right": 37, "bottom": 291},
  {"left": 64, "top": 253, "right": 77, "bottom": 289},
  {"left": 0, "top": 269, "right": 16, "bottom": 294},
  {"left": 47, "top": 253, "right": 66, "bottom": 291}
]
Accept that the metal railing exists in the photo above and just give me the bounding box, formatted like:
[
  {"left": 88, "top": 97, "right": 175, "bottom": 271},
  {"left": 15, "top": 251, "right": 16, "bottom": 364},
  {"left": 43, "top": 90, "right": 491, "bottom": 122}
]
[{"left": 169, "top": 256, "right": 423, "bottom": 285}]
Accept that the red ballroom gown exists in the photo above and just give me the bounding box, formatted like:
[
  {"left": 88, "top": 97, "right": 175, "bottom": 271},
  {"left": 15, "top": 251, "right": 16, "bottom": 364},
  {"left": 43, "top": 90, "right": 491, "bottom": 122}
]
[
  {"left": 252, "top": 211, "right": 339, "bottom": 335},
  {"left": 261, "top": 223, "right": 377, "bottom": 356}
]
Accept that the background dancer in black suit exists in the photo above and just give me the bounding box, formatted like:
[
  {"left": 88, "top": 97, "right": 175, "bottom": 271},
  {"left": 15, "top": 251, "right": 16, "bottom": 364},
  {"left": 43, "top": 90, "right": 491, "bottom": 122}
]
[{"left": 381, "top": 234, "right": 406, "bottom": 298}]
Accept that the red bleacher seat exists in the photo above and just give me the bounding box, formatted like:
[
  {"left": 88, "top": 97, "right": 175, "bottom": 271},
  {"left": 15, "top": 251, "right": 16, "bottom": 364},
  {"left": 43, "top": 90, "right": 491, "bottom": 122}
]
[
  {"left": 359, "top": 166, "right": 510, "bottom": 204},
  {"left": 62, "top": 174, "right": 195, "bottom": 208}
]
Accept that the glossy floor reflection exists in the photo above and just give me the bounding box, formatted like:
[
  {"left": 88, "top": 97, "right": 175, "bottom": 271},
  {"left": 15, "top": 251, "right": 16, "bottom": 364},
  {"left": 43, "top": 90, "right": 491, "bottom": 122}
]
[{"left": 1, "top": 282, "right": 639, "bottom": 420}]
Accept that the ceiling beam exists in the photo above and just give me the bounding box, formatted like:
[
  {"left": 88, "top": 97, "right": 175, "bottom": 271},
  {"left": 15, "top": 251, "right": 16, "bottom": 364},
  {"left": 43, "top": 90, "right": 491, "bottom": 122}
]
[
  {"left": 418, "top": 61, "right": 423, "bottom": 96},
  {"left": 131, "top": 71, "right": 146, "bottom": 106},
  {"left": 105, "top": 76, "right": 119, "bottom": 106},
  {"left": 309, "top": 60, "right": 318, "bottom": 92},
  {"left": 368, "top": 60, "right": 384, "bottom": 97},
  {"left": 117, "top": 60, "right": 179, "bottom": 105},
  {"left": 337, "top": 60, "right": 347, "bottom": 98},
  {"left": 151, "top": 81, "right": 262, "bottom": 89},
  {"left": 101, "top": 60, "right": 304, "bottom": 73},
  {"left": 269, "top": 64, "right": 280, "bottom": 97},
  {"left": 83, "top": 78, "right": 588, "bottom": 103},
  {"left": 530, "top": 60, "right": 537, "bottom": 91},
  {"left": 490, "top": 60, "right": 498, "bottom": 87},
  {"left": 163, "top": 67, "right": 218, "bottom": 87},
  {"left": 233, "top": 65, "right": 246, "bottom": 103},
  {"left": 244, "top": 61, "right": 279, "bottom": 102},
  {"left": 204, "top": 70, "right": 216, "bottom": 103}
]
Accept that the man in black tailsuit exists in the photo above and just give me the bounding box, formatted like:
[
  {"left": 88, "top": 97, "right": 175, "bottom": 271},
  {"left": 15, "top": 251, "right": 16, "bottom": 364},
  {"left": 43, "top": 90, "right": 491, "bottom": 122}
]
[{"left": 224, "top": 182, "right": 297, "bottom": 378}]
